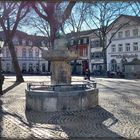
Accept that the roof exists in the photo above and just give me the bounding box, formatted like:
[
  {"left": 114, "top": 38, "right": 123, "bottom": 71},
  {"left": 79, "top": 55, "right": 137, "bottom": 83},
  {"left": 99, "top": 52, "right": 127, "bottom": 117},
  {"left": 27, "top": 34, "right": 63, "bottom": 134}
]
[
  {"left": 108, "top": 14, "right": 140, "bottom": 29},
  {"left": 0, "top": 30, "right": 48, "bottom": 47},
  {"left": 66, "top": 29, "right": 94, "bottom": 39},
  {"left": 120, "top": 14, "right": 140, "bottom": 23}
]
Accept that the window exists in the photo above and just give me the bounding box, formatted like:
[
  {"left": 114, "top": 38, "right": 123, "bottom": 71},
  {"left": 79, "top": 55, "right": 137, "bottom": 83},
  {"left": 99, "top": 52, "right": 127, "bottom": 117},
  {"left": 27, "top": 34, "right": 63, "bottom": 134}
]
[
  {"left": 110, "top": 59, "right": 117, "bottom": 71},
  {"left": 90, "top": 40, "right": 100, "bottom": 48},
  {"left": 83, "top": 49, "right": 87, "bottom": 57},
  {"left": 29, "top": 49, "right": 33, "bottom": 58},
  {"left": 22, "top": 39, "right": 26, "bottom": 45},
  {"left": 1, "top": 48, "right": 4, "bottom": 56},
  {"left": 13, "top": 37, "right": 19, "bottom": 45},
  {"left": 29, "top": 40, "right": 33, "bottom": 46},
  {"left": 22, "top": 63, "right": 26, "bottom": 71},
  {"left": 125, "top": 43, "right": 130, "bottom": 51},
  {"left": 133, "top": 29, "right": 138, "bottom": 36},
  {"left": 125, "top": 30, "right": 130, "bottom": 37},
  {"left": 22, "top": 48, "right": 26, "bottom": 58},
  {"left": 133, "top": 42, "right": 138, "bottom": 51},
  {"left": 111, "top": 45, "right": 116, "bottom": 52},
  {"left": 35, "top": 49, "right": 39, "bottom": 57},
  {"left": 118, "top": 31, "right": 123, "bottom": 38},
  {"left": 78, "top": 39, "right": 80, "bottom": 44},
  {"left": 6, "top": 48, "right": 10, "bottom": 57},
  {"left": 91, "top": 52, "right": 103, "bottom": 59},
  {"left": 70, "top": 40, "right": 74, "bottom": 45},
  {"left": 80, "top": 39, "right": 83, "bottom": 44},
  {"left": 78, "top": 39, "right": 83, "bottom": 44},
  {"left": 83, "top": 38, "right": 88, "bottom": 44},
  {"left": 41, "top": 41, "right": 45, "bottom": 47},
  {"left": 118, "top": 44, "right": 123, "bottom": 52}
]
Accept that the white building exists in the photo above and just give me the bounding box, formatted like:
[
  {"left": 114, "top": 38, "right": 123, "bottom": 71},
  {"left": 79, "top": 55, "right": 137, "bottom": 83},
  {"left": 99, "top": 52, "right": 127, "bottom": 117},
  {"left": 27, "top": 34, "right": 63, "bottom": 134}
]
[
  {"left": 107, "top": 15, "right": 140, "bottom": 72},
  {"left": 89, "top": 31, "right": 104, "bottom": 75},
  {"left": 0, "top": 30, "right": 49, "bottom": 74}
]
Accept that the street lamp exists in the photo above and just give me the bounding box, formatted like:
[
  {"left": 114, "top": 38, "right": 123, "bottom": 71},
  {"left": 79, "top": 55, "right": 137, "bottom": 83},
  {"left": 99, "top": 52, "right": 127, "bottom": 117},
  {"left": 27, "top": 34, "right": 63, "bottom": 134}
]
[{"left": 0, "top": 38, "right": 4, "bottom": 73}]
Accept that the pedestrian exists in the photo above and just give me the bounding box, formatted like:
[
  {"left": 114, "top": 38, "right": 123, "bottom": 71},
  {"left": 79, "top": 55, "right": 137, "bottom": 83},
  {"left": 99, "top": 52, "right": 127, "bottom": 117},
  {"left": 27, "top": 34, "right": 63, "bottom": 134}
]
[
  {"left": 84, "top": 69, "right": 90, "bottom": 80},
  {"left": 0, "top": 72, "right": 4, "bottom": 95}
]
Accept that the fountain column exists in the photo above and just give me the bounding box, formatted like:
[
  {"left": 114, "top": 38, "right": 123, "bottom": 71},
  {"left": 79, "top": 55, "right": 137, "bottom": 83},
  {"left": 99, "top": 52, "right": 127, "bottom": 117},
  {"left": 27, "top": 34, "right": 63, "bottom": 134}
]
[{"left": 42, "top": 38, "right": 77, "bottom": 85}]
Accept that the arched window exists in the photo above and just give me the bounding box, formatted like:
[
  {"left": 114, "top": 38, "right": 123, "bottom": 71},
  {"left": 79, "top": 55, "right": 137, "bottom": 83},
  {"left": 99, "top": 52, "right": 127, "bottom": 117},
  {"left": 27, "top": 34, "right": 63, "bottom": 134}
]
[
  {"left": 28, "top": 63, "right": 33, "bottom": 73},
  {"left": 121, "top": 58, "right": 127, "bottom": 72},
  {"left": 22, "top": 63, "right": 26, "bottom": 73},
  {"left": 110, "top": 59, "right": 117, "bottom": 71}
]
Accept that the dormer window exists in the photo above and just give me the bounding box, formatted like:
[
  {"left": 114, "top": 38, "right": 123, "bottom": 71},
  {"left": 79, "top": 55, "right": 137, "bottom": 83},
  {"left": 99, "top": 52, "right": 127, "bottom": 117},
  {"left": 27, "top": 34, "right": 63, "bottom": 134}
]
[
  {"left": 22, "top": 39, "right": 26, "bottom": 46},
  {"left": 70, "top": 40, "right": 74, "bottom": 45},
  {"left": 125, "top": 30, "right": 130, "bottom": 37},
  {"left": 41, "top": 41, "right": 45, "bottom": 47},
  {"left": 13, "top": 36, "right": 19, "bottom": 45},
  {"left": 29, "top": 40, "right": 33, "bottom": 46}
]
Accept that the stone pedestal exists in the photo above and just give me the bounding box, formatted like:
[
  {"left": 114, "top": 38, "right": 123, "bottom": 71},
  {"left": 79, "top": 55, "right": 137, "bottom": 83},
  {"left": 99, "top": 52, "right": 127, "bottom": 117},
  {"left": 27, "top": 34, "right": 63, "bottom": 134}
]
[{"left": 51, "top": 61, "right": 71, "bottom": 85}]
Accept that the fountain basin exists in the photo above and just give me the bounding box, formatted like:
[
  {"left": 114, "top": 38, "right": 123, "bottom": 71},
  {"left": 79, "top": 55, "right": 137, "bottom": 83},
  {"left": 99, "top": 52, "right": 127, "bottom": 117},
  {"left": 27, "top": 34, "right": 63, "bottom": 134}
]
[{"left": 25, "top": 81, "right": 98, "bottom": 112}]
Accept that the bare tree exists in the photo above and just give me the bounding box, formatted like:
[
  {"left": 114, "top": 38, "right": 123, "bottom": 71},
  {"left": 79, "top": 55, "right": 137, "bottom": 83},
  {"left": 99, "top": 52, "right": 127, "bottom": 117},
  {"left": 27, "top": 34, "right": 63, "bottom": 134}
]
[
  {"left": 65, "top": 2, "right": 90, "bottom": 33},
  {"left": 85, "top": 2, "right": 129, "bottom": 73},
  {"left": 0, "top": 1, "right": 30, "bottom": 82},
  {"left": 128, "top": 1, "right": 140, "bottom": 16},
  {"left": 64, "top": 2, "right": 91, "bottom": 74},
  {"left": 31, "top": 1, "right": 76, "bottom": 49}
]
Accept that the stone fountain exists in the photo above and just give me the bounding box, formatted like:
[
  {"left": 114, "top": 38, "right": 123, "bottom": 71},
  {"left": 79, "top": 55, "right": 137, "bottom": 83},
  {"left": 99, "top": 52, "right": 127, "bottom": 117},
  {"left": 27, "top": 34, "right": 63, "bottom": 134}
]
[{"left": 25, "top": 38, "right": 98, "bottom": 112}]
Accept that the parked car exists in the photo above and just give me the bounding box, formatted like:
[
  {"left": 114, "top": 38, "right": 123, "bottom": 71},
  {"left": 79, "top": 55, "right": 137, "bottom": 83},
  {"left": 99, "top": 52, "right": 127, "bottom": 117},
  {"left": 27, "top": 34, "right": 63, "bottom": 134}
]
[
  {"left": 107, "top": 71, "right": 125, "bottom": 78},
  {"left": 107, "top": 71, "right": 117, "bottom": 78}
]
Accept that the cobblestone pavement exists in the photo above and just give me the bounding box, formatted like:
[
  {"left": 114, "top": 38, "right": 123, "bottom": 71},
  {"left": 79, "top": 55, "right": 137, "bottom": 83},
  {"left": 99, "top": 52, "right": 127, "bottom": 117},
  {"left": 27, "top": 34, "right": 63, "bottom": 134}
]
[{"left": 0, "top": 76, "right": 140, "bottom": 139}]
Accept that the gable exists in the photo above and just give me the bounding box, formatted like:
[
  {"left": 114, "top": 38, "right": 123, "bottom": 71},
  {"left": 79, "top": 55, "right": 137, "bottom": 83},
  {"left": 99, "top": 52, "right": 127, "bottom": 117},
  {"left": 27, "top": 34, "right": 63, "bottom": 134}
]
[{"left": 108, "top": 15, "right": 140, "bottom": 31}]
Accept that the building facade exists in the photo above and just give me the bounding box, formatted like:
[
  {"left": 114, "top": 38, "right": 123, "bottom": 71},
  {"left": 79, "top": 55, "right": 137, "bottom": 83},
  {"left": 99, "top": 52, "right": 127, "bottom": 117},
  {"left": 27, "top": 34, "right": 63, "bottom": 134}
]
[
  {"left": 89, "top": 32, "right": 104, "bottom": 75},
  {"left": 67, "top": 30, "right": 92, "bottom": 75},
  {"left": 107, "top": 15, "right": 140, "bottom": 73},
  {"left": 1, "top": 30, "right": 49, "bottom": 74},
  {"left": 2, "top": 15, "right": 140, "bottom": 76}
]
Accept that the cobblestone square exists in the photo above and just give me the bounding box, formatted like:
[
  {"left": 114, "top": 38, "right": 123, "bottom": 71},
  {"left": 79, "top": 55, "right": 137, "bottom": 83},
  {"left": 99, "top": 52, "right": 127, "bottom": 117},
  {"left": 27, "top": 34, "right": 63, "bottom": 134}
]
[{"left": 0, "top": 76, "right": 140, "bottom": 139}]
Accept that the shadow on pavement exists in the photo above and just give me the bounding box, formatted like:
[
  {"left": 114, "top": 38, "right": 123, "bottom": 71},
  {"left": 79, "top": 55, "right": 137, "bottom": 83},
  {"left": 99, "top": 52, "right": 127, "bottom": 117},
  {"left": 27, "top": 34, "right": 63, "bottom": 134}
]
[
  {"left": 2, "top": 82, "right": 21, "bottom": 95},
  {"left": 25, "top": 105, "right": 123, "bottom": 138}
]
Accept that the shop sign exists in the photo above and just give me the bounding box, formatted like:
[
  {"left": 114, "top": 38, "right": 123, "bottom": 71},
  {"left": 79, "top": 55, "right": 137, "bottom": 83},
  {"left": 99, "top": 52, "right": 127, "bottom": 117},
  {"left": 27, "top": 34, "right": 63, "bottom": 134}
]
[{"left": 111, "top": 54, "right": 138, "bottom": 59}]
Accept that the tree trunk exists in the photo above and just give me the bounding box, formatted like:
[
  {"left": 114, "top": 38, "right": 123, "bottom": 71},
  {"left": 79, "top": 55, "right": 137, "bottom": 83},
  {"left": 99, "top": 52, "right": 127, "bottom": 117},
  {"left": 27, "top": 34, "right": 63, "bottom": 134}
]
[
  {"left": 8, "top": 40, "right": 24, "bottom": 82},
  {"left": 102, "top": 49, "right": 107, "bottom": 75},
  {"left": 50, "top": 25, "right": 58, "bottom": 48}
]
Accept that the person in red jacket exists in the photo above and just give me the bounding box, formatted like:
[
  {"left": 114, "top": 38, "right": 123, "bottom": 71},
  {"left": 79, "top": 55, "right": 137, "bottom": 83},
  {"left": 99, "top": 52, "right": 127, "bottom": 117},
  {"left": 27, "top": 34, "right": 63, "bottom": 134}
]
[{"left": 84, "top": 69, "right": 90, "bottom": 80}]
